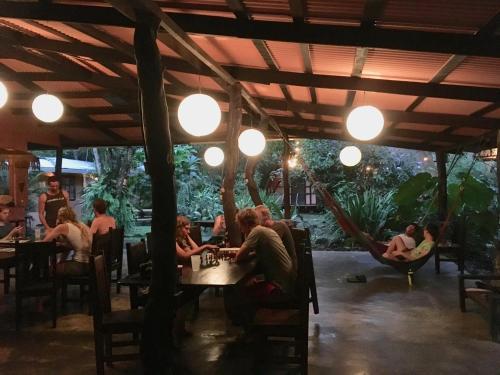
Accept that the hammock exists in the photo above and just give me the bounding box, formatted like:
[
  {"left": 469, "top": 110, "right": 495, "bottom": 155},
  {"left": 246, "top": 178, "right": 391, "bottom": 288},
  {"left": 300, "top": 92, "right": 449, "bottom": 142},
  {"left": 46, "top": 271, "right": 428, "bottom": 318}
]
[{"left": 295, "top": 150, "right": 478, "bottom": 284}]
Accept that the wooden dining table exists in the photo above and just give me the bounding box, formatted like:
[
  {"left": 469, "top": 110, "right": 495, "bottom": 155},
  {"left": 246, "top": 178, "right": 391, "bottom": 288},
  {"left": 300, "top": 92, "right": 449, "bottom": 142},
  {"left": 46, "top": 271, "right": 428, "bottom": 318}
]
[{"left": 119, "top": 259, "right": 256, "bottom": 309}]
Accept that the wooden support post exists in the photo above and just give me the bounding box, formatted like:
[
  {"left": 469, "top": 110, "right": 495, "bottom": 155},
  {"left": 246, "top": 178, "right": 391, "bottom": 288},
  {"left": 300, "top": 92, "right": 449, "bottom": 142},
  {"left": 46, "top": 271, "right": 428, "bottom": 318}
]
[
  {"left": 244, "top": 117, "right": 265, "bottom": 207},
  {"left": 134, "top": 14, "right": 176, "bottom": 373},
  {"left": 223, "top": 83, "right": 242, "bottom": 247},
  {"left": 282, "top": 138, "right": 291, "bottom": 219},
  {"left": 55, "top": 147, "right": 63, "bottom": 178},
  {"left": 436, "top": 151, "right": 447, "bottom": 222},
  {"left": 495, "top": 131, "right": 500, "bottom": 275}
]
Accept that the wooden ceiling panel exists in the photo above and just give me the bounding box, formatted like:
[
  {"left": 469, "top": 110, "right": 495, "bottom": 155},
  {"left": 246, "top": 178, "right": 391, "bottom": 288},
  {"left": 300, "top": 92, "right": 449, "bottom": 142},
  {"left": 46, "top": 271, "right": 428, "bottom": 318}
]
[
  {"left": 241, "top": 82, "right": 285, "bottom": 99},
  {"left": 90, "top": 114, "right": 133, "bottom": 121},
  {"left": 414, "top": 98, "right": 493, "bottom": 115},
  {"left": 395, "top": 123, "right": 449, "bottom": 133},
  {"left": 38, "top": 21, "right": 110, "bottom": 47},
  {"left": 64, "top": 98, "right": 112, "bottom": 108},
  {"left": 306, "top": 0, "right": 364, "bottom": 22},
  {"left": 286, "top": 85, "right": 311, "bottom": 102},
  {"left": 450, "top": 127, "right": 491, "bottom": 137},
  {"left": 362, "top": 49, "right": 451, "bottom": 82},
  {"left": 0, "top": 18, "right": 68, "bottom": 41},
  {"left": 167, "top": 71, "right": 225, "bottom": 92},
  {"left": 444, "top": 57, "right": 500, "bottom": 88},
  {"left": 310, "top": 45, "right": 356, "bottom": 76},
  {"left": 352, "top": 92, "right": 419, "bottom": 111},
  {"left": 33, "top": 81, "right": 100, "bottom": 92},
  {"left": 265, "top": 41, "right": 304, "bottom": 73},
  {"left": 315, "top": 88, "right": 348, "bottom": 106},
  {"left": 0, "top": 59, "right": 51, "bottom": 73},
  {"left": 484, "top": 108, "right": 500, "bottom": 119},
  {"left": 191, "top": 35, "right": 268, "bottom": 68}
]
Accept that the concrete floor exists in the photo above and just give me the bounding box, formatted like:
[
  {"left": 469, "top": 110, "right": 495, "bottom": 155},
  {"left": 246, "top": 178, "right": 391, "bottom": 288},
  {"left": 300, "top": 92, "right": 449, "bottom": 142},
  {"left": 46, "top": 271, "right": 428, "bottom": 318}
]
[{"left": 0, "top": 251, "right": 498, "bottom": 374}]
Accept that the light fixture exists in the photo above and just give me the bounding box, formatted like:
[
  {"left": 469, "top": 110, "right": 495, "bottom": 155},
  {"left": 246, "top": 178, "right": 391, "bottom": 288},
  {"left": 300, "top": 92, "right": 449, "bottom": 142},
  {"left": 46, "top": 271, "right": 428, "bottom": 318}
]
[
  {"left": 479, "top": 148, "right": 497, "bottom": 161},
  {"left": 0, "top": 81, "right": 8, "bottom": 108},
  {"left": 238, "top": 129, "right": 266, "bottom": 156},
  {"left": 177, "top": 93, "right": 221, "bottom": 136},
  {"left": 288, "top": 158, "right": 297, "bottom": 168},
  {"left": 339, "top": 146, "right": 362, "bottom": 167},
  {"left": 32, "top": 94, "right": 64, "bottom": 123},
  {"left": 346, "top": 105, "right": 384, "bottom": 141},
  {"left": 204, "top": 146, "right": 224, "bottom": 167}
]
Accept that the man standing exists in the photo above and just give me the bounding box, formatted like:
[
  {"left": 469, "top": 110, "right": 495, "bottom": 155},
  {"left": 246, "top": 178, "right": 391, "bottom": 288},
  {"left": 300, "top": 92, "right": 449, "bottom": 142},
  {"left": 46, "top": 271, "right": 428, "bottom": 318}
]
[
  {"left": 254, "top": 205, "right": 297, "bottom": 276},
  {"left": 38, "top": 176, "right": 69, "bottom": 230}
]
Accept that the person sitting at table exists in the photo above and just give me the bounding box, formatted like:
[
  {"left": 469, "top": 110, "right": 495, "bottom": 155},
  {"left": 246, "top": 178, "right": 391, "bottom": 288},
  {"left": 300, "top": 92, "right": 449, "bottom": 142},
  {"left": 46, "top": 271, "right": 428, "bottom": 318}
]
[
  {"left": 90, "top": 198, "right": 116, "bottom": 235},
  {"left": 383, "top": 223, "right": 438, "bottom": 262},
  {"left": 0, "top": 205, "right": 22, "bottom": 240},
  {"left": 43, "top": 206, "right": 92, "bottom": 276},
  {"left": 254, "top": 204, "right": 297, "bottom": 276},
  {"left": 235, "top": 208, "right": 295, "bottom": 301},
  {"left": 176, "top": 215, "right": 218, "bottom": 265}
]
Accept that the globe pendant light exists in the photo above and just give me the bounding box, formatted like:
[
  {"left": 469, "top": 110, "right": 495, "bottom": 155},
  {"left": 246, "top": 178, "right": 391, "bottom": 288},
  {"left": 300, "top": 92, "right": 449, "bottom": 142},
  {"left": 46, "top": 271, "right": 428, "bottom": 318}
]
[
  {"left": 346, "top": 105, "right": 384, "bottom": 141},
  {"left": 204, "top": 146, "right": 224, "bottom": 167},
  {"left": 177, "top": 93, "right": 221, "bottom": 136},
  {"left": 238, "top": 129, "right": 266, "bottom": 157},
  {"left": 339, "top": 146, "right": 362, "bottom": 167},
  {"left": 32, "top": 94, "right": 64, "bottom": 123},
  {"left": 0, "top": 81, "right": 8, "bottom": 108}
]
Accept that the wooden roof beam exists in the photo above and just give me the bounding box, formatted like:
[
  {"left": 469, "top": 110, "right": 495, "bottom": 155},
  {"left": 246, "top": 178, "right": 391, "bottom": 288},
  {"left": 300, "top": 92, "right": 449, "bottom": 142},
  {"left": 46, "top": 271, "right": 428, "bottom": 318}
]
[{"left": 1, "top": 3, "right": 498, "bottom": 57}]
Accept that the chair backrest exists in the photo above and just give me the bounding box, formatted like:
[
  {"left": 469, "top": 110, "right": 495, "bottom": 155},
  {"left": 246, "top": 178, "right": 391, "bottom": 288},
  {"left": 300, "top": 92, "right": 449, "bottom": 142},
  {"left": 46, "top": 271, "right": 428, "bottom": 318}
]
[
  {"left": 146, "top": 232, "right": 153, "bottom": 256},
  {"left": 110, "top": 227, "right": 125, "bottom": 264},
  {"left": 126, "top": 241, "right": 149, "bottom": 275},
  {"left": 292, "top": 238, "right": 310, "bottom": 330},
  {"left": 190, "top": 224, "right": 202, "bottom": 246},
  {"left": 15, "top": 241, "right": 57, "bottom": 290},
  {"left": 92, "top": 231, "right": 112, "bottom": 256},
  {"left": 90, "top": 255, "right": 111, "bottom": 323}
]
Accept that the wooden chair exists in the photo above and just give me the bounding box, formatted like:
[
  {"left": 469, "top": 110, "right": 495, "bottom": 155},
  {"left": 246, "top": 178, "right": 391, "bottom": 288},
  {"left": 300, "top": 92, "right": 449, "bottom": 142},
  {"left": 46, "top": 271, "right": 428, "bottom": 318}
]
[
  {"left": 292, "top": 228, "right": 319, "bottom": 314},
  {"left": 125, "top": 240, "right": 150, "bottom": 309},
  {"left": 190, "top": 224, "right": 202, "bottom": 246},
  {"left": 90, "top": 255, "right": 143, "bottom": 375},
  {"left": 251, "top": 238, "right": 309, "bottom": 374},
  {"left": 109, "top": 227, "right": 125, "bottom": 293},
  {"left": 61, "top": 231, "right": 112, "bottom": 311},
  {"left": 459, "top": 273, "right": 500, "bottom": 341},
  {"left": 15, "top": 241, "right": 58, "bottom": 330},
  {"left": 1, "top": 257, "right": 15, "bottom": 294}
]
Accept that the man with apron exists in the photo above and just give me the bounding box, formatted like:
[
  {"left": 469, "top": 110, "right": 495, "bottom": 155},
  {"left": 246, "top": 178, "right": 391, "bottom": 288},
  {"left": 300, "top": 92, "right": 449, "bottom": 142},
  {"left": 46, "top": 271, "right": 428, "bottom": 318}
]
[{"left": 38, "top": 176, "right": 69, "bottom": 229}]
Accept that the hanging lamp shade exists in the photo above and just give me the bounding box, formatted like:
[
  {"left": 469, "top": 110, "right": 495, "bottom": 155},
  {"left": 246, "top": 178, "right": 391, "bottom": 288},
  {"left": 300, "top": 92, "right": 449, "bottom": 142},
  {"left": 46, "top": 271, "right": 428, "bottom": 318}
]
[
  {"left": 346, "top": 105, "right": 384, "bottom": 141},
  {"left": 238, "top": 129, "right": 266, "bottom": 156},
  {"left": 0, "top": 82, "right": 8, "bottom": 108},
  {"left": 177, "top": 93, "right": 221, "bottom": 136},
  {"left": 288, "top": 158, "right": 297, "bottom": 168},
  {"left": 339, "top": 146, "right": 362, "bottom": 167},
  {"left": 32, "top": 94, "right": 64, "bottom": 123},
  {"left": 204, "top": 146, "right": 224, "bottom": 167}
]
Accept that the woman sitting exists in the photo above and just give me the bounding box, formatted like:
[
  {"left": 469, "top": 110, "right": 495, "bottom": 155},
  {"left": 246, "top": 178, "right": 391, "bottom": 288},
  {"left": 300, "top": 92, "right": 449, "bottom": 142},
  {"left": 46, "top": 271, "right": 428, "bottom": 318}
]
[
  {"left": 176, "top": 216, "right": 217, "bottom": 264},
  {"left": 43, "top": 206, "right": 92, "bottom": 276},
  {"left": 382, "top": 223, "right": 438, "bottom": 262},
  {"left": 90, "top": 198, "right": 116, "bottom": 235}
]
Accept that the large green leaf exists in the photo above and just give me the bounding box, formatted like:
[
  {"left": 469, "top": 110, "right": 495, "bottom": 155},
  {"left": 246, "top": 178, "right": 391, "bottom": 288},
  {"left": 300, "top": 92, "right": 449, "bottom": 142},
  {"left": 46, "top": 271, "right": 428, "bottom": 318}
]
[{"left": 394, "top": 172, "right": 437, "bottom": 205}]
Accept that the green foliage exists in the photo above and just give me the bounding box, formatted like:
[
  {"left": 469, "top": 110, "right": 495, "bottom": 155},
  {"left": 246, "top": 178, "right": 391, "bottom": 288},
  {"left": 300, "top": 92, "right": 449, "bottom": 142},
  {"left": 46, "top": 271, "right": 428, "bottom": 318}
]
[
  {"left": 235, "top": 190, "right": 283, "bottom": 218},
  {"left": 393, "top": 172, "right": 438, "bottom": 223}
]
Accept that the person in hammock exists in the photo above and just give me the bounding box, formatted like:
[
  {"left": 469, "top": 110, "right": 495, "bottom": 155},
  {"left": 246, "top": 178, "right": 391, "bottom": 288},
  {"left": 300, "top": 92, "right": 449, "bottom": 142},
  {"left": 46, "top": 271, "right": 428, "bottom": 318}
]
[
  {"left": 382, "top": 223, "right": 438, "bottom": 262},
  {"left": 384, "top": 223, "right": 418, "bottom": 253}
]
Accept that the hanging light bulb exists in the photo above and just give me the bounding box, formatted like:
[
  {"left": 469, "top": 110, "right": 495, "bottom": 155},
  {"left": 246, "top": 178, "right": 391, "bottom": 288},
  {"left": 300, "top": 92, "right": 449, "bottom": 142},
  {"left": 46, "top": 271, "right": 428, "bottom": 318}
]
[
  {"left": 0, "top": 82, "right": 8, "bottom": 108},
  {"left": 32, "top": 94, "right": 64, "bottom": 123},
  {"left": 204, "top": 146, "right": 224, "bottom": 167},
  {"left": 339, "top": 146, "right": 362, "bottom": 167},
  {"left": 288, "top": 158, "right": 297, "bottom": 168},
  {"left": 346, "top": 105, "right": 384, "bottom": 141},
  {"left": 238, "top": 129, "right": 266, "bottom": 156},
  {"left": 177, "top": 93, "right": 221, "bottom": 136}
]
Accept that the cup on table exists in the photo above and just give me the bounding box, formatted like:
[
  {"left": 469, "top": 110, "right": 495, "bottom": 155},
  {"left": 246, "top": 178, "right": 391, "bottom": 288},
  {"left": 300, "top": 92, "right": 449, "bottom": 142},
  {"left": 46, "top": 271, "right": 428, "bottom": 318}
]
[{"left": 191, "top": 255, "right": 201, "bottom": 271}]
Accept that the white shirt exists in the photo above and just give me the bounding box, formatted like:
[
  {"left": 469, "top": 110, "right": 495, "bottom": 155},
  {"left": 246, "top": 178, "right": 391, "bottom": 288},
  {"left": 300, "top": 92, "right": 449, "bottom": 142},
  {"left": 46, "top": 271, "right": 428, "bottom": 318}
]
[{"left": 398, "top": 234, "right": 416, "bottom": 249}]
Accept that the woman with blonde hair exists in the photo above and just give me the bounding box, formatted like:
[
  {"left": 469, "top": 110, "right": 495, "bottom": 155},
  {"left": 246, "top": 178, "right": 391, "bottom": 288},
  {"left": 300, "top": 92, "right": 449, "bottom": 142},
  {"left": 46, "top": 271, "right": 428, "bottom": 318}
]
[
  {"left": 176, "top": 215, "right": 217, "bottom": 264},
  {"left": 43, "top": 206, "right": 92, "bottom": 276}
]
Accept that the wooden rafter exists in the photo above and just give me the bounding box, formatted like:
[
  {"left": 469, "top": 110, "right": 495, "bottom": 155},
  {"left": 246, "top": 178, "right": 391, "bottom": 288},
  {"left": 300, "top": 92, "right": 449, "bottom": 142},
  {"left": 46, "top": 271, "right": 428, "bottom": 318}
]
[{"left": 1, "top": 3, "right": 499, "bottom": 57}]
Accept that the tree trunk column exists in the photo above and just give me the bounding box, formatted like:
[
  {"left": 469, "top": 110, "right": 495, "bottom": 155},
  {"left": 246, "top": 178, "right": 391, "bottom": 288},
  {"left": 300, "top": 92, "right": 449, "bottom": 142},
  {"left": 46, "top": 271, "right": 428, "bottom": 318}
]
[
  {"left": 223, "top": 83, "right": 242, "bottom": 246},
  {"left": 55, "top": 147, "right": 63, "bottom": 178},
  {"left": 134, "top": 15, "right": 177, "bottom": 373},
  {"left": 436, "top": 151, "right": 447, "bottom": 222},
  {"left": 282, "top": 138, "right": 291, "bottom": 219}
]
